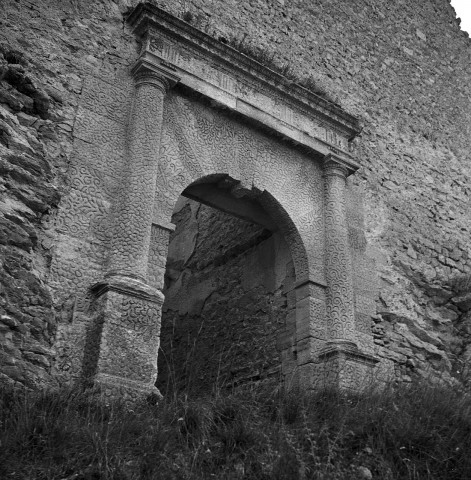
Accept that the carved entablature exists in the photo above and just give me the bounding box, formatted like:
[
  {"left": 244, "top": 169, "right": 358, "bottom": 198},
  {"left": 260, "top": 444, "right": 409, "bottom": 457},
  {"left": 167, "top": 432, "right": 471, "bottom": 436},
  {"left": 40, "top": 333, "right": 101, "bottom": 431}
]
[{"left": 126, "top": 3, "right": 361, "bottom": 171}]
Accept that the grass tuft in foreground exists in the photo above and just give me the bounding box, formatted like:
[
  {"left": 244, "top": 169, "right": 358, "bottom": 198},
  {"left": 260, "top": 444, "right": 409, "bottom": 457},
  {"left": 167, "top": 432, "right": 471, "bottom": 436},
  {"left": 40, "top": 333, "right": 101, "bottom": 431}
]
[{"left": 1, "top": 381, "right": 470, "bottom": 479}]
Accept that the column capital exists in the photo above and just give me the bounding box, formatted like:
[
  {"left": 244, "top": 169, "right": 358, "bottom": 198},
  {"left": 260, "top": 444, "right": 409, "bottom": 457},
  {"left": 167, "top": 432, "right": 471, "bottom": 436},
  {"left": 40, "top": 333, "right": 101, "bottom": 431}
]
[
  {"left": 323, "top": 153, "right": 359, "bottom": 178},
  {"left": 131, "top": 52, "right": 181, "bottom": 91}
]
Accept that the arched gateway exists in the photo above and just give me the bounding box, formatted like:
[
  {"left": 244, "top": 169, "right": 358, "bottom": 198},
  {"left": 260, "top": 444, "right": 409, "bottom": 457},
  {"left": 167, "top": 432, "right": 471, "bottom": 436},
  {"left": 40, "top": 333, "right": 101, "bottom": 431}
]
[{"left": 50, "top": 3, "right": 383, "bottom": 400}]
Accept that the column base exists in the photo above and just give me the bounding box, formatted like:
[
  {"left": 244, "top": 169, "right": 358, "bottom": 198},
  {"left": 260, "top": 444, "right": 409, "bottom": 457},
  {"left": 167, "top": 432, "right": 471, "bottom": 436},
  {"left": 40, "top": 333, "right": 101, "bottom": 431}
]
[
  {"left": 93, "top": 373, "right": 162, "bottom": 403},
  {"left": 317, "top": 341, "right": 379, "bottom": 392},
  {"left": 87, "top": 275, "right": 164, "bottom": 401}
]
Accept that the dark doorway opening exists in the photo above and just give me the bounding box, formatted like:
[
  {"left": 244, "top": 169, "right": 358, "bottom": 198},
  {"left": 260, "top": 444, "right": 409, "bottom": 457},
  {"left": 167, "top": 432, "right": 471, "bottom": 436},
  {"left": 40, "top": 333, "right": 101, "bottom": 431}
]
[{"left": 157, "top": 187, "right": 296, "bottom": 397}]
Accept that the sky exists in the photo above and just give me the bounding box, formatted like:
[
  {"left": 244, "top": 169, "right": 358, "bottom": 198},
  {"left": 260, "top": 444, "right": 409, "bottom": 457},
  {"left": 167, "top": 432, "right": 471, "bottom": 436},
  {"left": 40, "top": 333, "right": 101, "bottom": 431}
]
[{"left": 450, "top": 0, "right": 471, "bottom": 34}]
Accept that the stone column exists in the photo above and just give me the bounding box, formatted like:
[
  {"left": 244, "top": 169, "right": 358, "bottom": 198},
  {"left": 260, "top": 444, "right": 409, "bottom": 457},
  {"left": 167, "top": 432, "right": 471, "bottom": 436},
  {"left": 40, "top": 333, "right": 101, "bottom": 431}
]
[
  {"left": 318, "top": 154, "right": 379, "bottom": 390},
  {"left": 322, "top": 154, "right": 357, "bottom": 347},
  {"left": 107, "top": 58, "right": 179, "bottom": 281},
  {"left": 89, "top": 57, "right": 179, "bottom": 400}
]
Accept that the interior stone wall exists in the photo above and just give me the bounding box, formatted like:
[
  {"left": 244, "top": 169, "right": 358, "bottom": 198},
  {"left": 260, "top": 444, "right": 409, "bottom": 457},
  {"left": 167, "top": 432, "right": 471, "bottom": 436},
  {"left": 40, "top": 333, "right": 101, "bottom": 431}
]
[
  {"left": 1, "top": 0, "right": 470, "bottom": 390},
  {"left": 157, "top": 198, "right": 294, "bottom": 394}
]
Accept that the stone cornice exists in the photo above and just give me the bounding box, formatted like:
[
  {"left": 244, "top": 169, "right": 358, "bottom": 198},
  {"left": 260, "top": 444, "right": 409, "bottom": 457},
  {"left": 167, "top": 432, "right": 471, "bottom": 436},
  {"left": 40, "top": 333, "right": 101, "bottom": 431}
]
[{"left": 126, "top": 2, "right": 362, "bottom": 167}]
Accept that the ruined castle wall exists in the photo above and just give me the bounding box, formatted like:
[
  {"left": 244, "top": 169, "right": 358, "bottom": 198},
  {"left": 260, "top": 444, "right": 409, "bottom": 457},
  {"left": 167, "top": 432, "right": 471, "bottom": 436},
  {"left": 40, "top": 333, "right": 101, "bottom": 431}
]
[
  {"left": 0, "top": 0, "right": 137, "bottom": 388},
  {"left": 158, "top": 198, "right": 294, "bottom": 394},
  {"left": 1, "top": 0, "right": 471, "bottom": 389},
  {"left": 133, "top": 0, "right": 471, "bottom": 385},
  {"left": 164, "top": 0, "right": 471, "bottom": 383}
]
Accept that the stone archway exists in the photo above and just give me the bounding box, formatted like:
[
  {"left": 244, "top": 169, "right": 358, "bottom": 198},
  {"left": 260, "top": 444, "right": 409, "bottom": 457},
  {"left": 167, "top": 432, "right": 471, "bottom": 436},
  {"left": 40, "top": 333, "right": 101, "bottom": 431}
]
[
  {"left": 156, "top": 188, "right": 296, "bottom": 395},
  {"left": 50, "top": 3, "right": 382, "bottom": 400}
]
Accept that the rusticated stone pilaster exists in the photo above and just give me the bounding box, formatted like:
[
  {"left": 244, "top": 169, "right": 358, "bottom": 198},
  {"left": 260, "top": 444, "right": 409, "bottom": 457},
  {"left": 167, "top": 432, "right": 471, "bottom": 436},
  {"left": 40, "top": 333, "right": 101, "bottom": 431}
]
[{"left": 147, "top": 221, "right": 175, "bottom": 290}]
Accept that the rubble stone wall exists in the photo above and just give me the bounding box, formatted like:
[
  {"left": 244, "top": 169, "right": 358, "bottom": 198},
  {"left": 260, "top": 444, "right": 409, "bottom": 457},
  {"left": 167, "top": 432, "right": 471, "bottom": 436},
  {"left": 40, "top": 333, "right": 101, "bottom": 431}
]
[{"left": 1, "top": 0, "right": 471, "bottom": 389}]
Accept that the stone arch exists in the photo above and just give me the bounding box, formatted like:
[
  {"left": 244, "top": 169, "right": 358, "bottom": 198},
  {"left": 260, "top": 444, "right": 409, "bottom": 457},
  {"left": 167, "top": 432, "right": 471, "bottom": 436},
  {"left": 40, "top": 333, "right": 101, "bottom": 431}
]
[
  {"left": 48, "top": 4, "right": 381, "bottom": 400},
  {"left": 147, "top": 100, "right": 321, "bottom": 390},
  {"left": 141, "top": 90, "right": 331, "bottom": 395},
  {"left": 154, "top": 172, "right": 308, "bottom": 393},
  {"left": 85, "top": 68, "right": 375, "bottom": 399},
  {"left": 187, "top": 174, "right": 311, "bottom": 282},
  {"left": 151, "top": 90, "right": 324, "bottom": 286}
]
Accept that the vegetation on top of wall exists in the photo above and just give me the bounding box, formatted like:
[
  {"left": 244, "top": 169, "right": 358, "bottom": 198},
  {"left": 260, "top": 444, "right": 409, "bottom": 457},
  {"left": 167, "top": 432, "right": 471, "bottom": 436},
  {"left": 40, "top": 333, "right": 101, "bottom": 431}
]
[
  {"left": 178, "top": 9, "right": 340, "bottom": 107},
  {"left": 1, "top": 381, "right": 470, "bottom": 480},
  {"left": 228, "top": 39, "right": 340, "bottom": 106}
]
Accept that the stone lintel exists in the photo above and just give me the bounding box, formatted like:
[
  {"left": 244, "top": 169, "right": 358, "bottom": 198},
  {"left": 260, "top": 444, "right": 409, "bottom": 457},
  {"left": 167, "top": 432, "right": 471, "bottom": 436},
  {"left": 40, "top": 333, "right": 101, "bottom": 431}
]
[
  {"left": 92, "top": 274, "right": 164, "bottom": 304},
  {"left": 126, "top": 3, "right": 361, "bottom": 161},
  {"left": 318, "top": 340, "right": 379, "bottom": 366}
]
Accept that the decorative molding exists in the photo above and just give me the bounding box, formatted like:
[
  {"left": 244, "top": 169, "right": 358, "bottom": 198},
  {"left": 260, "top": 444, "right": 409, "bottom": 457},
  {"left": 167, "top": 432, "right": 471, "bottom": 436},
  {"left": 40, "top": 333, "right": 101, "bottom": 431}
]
[
  {"left": 95, "top": 372, "right": 161, "bottom": 394},
  {"left": 126, "top": 3, "right": 362, "bottom": 169},
  {"left": 92, "top": 274, "right": 165, "bottom": 304},
  {"left": 295, "top": 278, "right": 327, "bottom": 290},
  {"left": 318, "top": 341, "right": 379, "bottom": 366}
]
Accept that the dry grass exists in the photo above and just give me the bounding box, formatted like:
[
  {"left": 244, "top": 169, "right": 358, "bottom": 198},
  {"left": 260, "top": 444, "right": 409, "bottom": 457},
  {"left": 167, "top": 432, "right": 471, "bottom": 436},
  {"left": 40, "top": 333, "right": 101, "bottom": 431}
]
[
  {"left": 1, "top": 380, "right": 470, "bottom": 480},
  {"left": 178, "top": 9, "right": 339, "bottom": 106}
]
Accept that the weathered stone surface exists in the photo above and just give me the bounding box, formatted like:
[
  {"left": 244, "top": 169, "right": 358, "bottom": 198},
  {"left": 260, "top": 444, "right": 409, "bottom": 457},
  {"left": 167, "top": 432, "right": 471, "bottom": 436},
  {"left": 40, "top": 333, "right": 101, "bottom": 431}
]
[
  {"left": 0, "top": 0, "right": 470, "bottom": 393},
  {"left": 452, "top": 293, "right": 471, "bottom": 313},
  {"left": 0, "top": 39, "right": 65, "bottom": 389}
]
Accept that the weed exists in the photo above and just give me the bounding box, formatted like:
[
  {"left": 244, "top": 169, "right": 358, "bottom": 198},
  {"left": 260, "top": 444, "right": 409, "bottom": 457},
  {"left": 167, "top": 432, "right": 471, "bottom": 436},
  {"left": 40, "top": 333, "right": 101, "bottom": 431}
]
[
  {"left": 175, "top": 9, "right": 339, "bottom": 106},
  {"left": 1, "top": 381, "right": 470, "bottom": 479}
]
